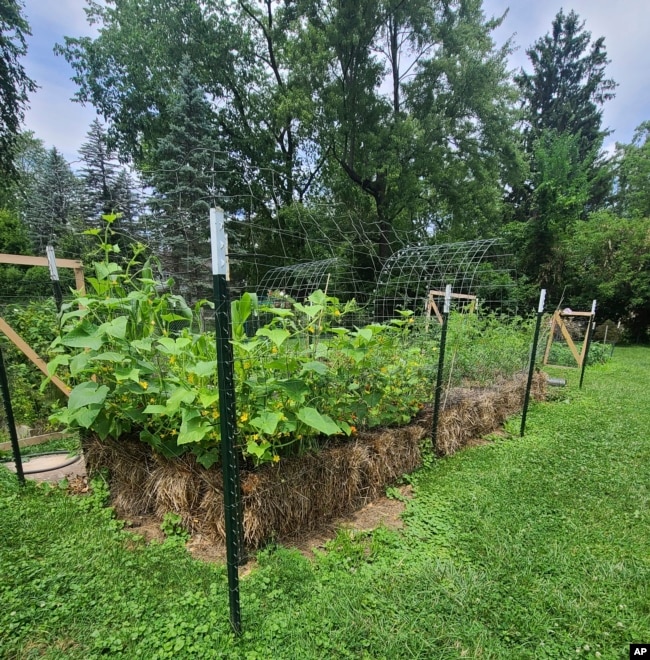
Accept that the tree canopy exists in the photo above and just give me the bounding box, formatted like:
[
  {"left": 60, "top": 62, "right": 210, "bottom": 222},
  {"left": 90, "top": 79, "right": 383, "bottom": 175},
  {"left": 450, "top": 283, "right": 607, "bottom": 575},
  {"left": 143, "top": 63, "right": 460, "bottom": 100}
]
[{"left": 0, "top": 0, "right": 37, "bottom": 180}]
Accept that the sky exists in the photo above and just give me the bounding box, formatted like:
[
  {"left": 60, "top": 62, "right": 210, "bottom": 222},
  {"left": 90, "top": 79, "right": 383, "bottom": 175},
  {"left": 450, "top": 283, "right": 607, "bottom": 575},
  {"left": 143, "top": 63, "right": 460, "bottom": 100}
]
[{"left": 19, "top": 0, "right": 650, "bottom": 164}]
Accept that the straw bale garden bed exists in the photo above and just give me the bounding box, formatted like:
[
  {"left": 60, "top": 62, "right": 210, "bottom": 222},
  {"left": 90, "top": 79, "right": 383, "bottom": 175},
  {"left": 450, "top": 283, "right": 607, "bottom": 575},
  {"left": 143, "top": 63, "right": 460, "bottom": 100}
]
[{"left": 46, "top": 252, "right": 546, "bottom": 548}]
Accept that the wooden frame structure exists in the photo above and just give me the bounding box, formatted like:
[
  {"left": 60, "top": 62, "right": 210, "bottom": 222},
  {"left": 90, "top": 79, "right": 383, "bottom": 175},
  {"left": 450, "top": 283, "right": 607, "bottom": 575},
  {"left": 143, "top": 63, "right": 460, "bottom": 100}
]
[
  {"left": 543, "top": 308, "right": 594, "bottom": 368},
  {"left": 0, "top": 253, "right": 85, "bottom": 396},
  {"left": 425, "top": 289, "right": 477, "bottom": 328}
]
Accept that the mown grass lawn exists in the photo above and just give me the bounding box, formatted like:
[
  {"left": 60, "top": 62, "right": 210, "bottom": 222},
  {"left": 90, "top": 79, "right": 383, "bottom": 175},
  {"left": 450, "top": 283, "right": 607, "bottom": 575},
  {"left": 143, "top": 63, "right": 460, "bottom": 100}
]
[{"left": 1, "top": 347, "right": 649, "bottom": 659}]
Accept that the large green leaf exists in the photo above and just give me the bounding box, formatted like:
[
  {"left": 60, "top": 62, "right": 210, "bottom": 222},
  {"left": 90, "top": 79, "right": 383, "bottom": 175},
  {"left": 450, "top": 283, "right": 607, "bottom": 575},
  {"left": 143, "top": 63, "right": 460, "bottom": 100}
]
[
  {"left": 73, "top": 405, "right": 102, "bottom": 429},
  {"left": 46, "top": 354, "right": 69, "bottom": 376},
  {"left": 275, "top": 378, "right": 309, "bottom": 402},
  {"left": 99, "top": 315, "right": 128, "bottom": 339},
  {"left": 292, "top": 302, "right": 323, "bottom": 318},
  {"left": 256, "top": 327, "right": 291, "bottom": 347},
  {"left": 130, "top": 339, "right": 153, "bottom": 353},
  {"left": 353, "top": 327, "right": 373, "bottom": 342},
  {"left": 250, "top": 411, "right": 282, "bottom": 435},
  {"left": 156, "top": 336, "right": 190, "bottom": 355},
  {"left": 296, "top": 407, "right": 341, "bottom": 436},
  {"left": 68, "top": 382, "right": 109, "bottom": 412},
  {"left": 69, "top": 352, "right": 91, "bottom": 377},
  {"left": 90, "top": 351, "right": 128, "bottom": 362},
  {"left": 198, "top": 389, "right": 219, "bottom": 408},
  {"left": 94, "top": 260, "right": 122, "bottom": 280},
  {"left": 178, "top": 414, "right": 210, "bottom": 445},
  {"left": 165, "top": 387, "right": 196, "bottom": 413},
  {"left": 61, "top": 320, "right": 104, "bottom": 350},
  {"left": 187, "top": 360, "right": 217, "bottom": 377},
  {"left": 300, "top": 361, "right": 328, "bottom": 375},
  {"left": 115, "top": 366, "right": 140, "bottom": 382},
  {"left": 143, "top": 404, "right": 168, "bottom": 414}
]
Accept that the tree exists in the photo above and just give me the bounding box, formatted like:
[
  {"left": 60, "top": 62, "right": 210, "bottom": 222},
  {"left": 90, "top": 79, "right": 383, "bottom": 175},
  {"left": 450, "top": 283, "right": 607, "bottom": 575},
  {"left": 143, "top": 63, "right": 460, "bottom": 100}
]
[
  {"left": 79, "top": 119, "right": 121, "bottom": 219},
  {"left": 0, "top": 0, "right": 37, "bottom": 180},
  {"left": 509, "top": 10, "right": 616, "bottom": 287},
  {"left": 516, "top": 9, "right": 615, "bottom": 164},
  {"left": 308, "top": 0, "right": 520, "bottom": 261},
  {"left": 614, "top": 121, "right": 650, "bottom": 220},
  {"left": 78, "top": 119, "right": 144, "bottom": 246},
  {"left": 145, "top": 61, "right": 225, "bottom": 300},
  {"left": 513, "top": 8, "right": 616, "bottom": 220},
  {"left": 21, "top": 147, "right": 82, "bottom": 252},
  {"left": 562, "top": 212, "right": 650, "bottom": 342}
]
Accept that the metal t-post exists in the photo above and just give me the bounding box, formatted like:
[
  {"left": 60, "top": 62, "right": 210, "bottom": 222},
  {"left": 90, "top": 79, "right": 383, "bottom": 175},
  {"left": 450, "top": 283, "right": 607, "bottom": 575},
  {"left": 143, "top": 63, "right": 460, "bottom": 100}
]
[
  {"left": 431, "top": 285, "right": 451, "bottom": 452},
  {"left": 520, "top": 289, "right": 546, "bottom": 437},
  {"left": 0, "top": 345, "right": 25, "bottom": 485},
  {"left": 210, "top": 208, "right": 243, "bottom": 634},
  {"left": 579, "top": 300, "right": 597, "bottom": 390},
  {"left": 46, "top": 245, "right": 63, "bottom": 312}
]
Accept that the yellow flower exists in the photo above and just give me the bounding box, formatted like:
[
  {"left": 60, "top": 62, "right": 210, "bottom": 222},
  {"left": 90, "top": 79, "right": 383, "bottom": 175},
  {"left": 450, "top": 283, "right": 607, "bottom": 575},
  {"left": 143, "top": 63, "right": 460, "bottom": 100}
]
[
  {"left": 334, "top": 310, "right": 341, "bottom": 317},
  {"left": 272, "top": 454, "right": 280, "bottom": 463},
  {"left": 239, "top": 412, "right": 249, "bottom": 423},
  {"left": 169, "top": 356, "right": 176, "bottom": 365},
  {"left": 271, "top": 346, "right": 278, "bottom": 354},
  {"left": 212, "top": 410, "right": 220, "bottom": 419},
  {"left": 170, "top": 429, "right": 178, "bottom": 436},
  {"left": 307, "top": 326, "right": 315, "bottom": 333},
  {"left": 139, "top": 381, "right": 148, "bottom": 390}
]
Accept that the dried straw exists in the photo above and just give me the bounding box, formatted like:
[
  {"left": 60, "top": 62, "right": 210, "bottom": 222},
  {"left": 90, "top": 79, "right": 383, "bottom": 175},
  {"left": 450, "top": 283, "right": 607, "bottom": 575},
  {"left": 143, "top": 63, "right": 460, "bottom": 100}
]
[{"left": 83, "top": 371, "right": 546, "bottom": 547}]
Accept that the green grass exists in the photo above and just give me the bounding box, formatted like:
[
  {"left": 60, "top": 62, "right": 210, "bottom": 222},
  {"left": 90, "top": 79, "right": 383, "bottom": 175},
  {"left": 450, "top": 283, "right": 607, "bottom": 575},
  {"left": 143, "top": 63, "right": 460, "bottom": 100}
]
[{"left": 1, "top": 348, "right": 649, "bottom": 658}]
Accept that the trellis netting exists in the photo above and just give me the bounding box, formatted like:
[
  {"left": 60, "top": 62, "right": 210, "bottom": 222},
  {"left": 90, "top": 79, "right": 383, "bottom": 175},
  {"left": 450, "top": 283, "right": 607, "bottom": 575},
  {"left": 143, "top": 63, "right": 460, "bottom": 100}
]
[{"left": 4, "top": 152, "right": 540, "bottom": 468}]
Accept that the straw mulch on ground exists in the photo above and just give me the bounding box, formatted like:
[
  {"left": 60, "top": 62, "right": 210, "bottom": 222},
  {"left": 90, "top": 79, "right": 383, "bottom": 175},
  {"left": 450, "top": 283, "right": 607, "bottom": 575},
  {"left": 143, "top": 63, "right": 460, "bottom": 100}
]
[{"left": 83, "top": 371, "right": 546, "bottom": 548}]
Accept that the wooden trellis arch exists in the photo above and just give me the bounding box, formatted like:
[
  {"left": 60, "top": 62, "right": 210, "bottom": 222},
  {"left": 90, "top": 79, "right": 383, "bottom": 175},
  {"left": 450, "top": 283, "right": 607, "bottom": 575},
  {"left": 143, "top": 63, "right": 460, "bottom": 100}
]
[{"left": 0, "top": 253, "right": 85, "bottom": 396}]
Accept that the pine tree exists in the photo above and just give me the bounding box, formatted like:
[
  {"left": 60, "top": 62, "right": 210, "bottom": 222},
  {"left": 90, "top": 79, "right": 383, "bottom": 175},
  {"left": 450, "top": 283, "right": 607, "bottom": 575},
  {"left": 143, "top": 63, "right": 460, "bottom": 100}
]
[
  {"left": 146, "top": 60, "right": 226, "bottom": 301},
  {"left": 516, "top": 9, "right": 616, "bottom": 162},
  {"left": 78, "top": 119, "right": 145, "bottom": 246},
  {"left": 0, "top": 0, "right": 37, "bottom": 180},
  {"left": 79, "top": 119, "right": 120, "bottom": 220},
  {"left": 21, "top": 147, "right": 82, "bottom": 252},
  {"left": 508, "top": 10, "right": 617, "bottom": 287}
]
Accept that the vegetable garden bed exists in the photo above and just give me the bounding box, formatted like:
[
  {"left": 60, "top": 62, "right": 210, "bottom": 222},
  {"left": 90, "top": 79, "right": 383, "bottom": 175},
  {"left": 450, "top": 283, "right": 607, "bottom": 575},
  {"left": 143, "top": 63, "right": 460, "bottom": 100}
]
[{"left": 84, "top": 372, "right": 546, "bottom": 548}]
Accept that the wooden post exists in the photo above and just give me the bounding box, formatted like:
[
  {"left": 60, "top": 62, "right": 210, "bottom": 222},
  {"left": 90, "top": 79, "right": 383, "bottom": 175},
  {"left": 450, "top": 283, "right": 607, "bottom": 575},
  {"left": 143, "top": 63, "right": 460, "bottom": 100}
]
[{"left": 0, "top": 319, "right": 70, "bottom": 396}]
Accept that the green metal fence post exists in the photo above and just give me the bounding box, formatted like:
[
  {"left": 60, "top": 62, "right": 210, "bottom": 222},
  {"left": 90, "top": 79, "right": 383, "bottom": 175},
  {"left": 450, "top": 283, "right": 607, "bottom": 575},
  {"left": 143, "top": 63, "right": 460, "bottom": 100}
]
[
  {"left": 431, "top": 285, "right": 451, "bottom": 453},
  {"left": 210, "top": 208, "right": 243, "bottom": 634},
  {"left": 0, "top": 345, "right": 25, "bottom": 485},
  {"left": 520, "top": 289, "right": 546, "bottom": 437},
  {"left": 579, "top": 300, "right": 597, "bottom": 390}
]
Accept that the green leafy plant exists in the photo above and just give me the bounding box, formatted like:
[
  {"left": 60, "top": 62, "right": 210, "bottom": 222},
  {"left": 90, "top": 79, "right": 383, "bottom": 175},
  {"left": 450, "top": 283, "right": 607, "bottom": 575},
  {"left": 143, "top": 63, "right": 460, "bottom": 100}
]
[
  {"left": 44, "top": 222, "right": 439, "bottom": 467},
  {"left": 45, "top": 220, "right": 548, "bottom": 469},
  {"left": 160, "top": 512, "right": 189, "bottom": 543}
]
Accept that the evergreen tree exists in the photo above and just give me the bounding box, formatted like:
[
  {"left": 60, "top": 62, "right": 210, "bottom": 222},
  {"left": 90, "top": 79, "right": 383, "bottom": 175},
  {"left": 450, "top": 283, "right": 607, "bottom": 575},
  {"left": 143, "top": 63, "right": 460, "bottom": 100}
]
[
  {"left": 21, "top": 147, "right": 82, "bottom": 252},
  {"left": 508, "top": 10, "right": 616, "bottom": 288},
  {"left": 0, "top": 0, "right": 37, "bottom": 180},
  {"left": 145, "top": 60, "right": 226, "bottom": 301},
  {"left": 78, "top": 119, "right": 144, "bottom": 245},
  {"left": 516, "top": 9, "right": 616, "bottom": 162},
  {"left": 79, "top": 119, "right": 120, "bottom": 220},
  {"left": 514, "top": 10, "right": 616, "bottom": 216}
]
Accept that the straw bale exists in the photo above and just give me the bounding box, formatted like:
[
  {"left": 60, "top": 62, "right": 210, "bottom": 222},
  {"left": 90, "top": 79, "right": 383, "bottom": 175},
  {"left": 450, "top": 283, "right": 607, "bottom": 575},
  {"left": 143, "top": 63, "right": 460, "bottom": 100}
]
[{"left": 81, "top": 370, "right": 547, "bottom": 547}]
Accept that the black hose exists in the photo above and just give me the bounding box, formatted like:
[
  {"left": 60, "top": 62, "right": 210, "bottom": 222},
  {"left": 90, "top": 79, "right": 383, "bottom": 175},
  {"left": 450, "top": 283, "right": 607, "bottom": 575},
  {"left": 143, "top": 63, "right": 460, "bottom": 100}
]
[{"left": 1, "top": 450, "right": 81, "bottom": 475}]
